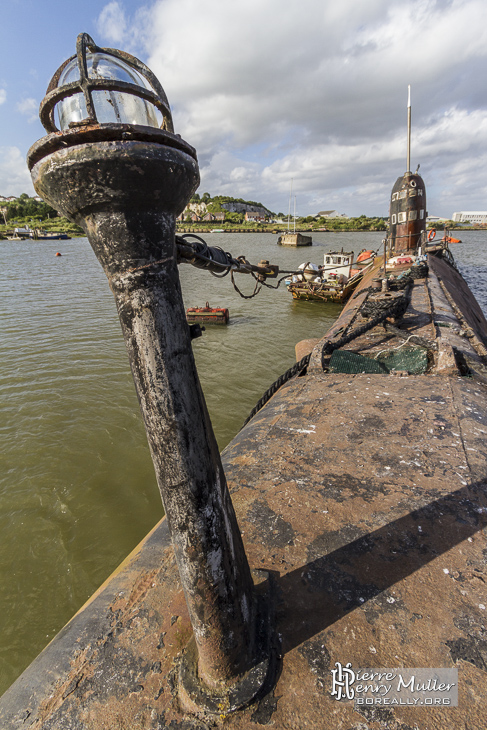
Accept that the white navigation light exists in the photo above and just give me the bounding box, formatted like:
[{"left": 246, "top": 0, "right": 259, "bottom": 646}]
[
  {"left": 56, "top": 53, "right": 161, "bottom": 129},
  {"left": 39, "top": 33, "right": 174, "bottom": 135}
]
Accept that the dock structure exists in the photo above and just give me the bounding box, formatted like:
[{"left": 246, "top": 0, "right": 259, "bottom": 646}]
[{"left": 1, "top": 253, "right": 486, "bottom": 728}]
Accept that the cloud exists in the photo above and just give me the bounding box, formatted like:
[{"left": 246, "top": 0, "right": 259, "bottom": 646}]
[
  {"left": 96, "top": 2, "right": 153, "bottom": 53},
  {"left": 0, "top": 89, "right": 6, "bottom": 106},
  {"left": 0, "top": 147, "right": 35, "bottom": 197},
  {"left": 100, "top": 0, "right": 487, "bottom": 216},
  {"left": 96, "top": 1, "right": 127, "bottom": 45},
  {"left": 17, "top": 98, "right": 38, "bottom": 124}
]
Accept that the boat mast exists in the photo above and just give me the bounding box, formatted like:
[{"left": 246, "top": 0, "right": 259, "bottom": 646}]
[
  {"left": 287, "top": 179, "right": 293, "bottom": 231},
  {"left": 407, "top": 85, "right": 411, "bottom": 174}
]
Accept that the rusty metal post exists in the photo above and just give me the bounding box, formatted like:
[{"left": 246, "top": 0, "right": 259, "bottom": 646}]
[{"left": 28, "top": 118, "right": 271, "bottom": 712}]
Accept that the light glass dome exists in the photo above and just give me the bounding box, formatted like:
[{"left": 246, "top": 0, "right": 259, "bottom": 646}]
[{"left": 55, "top": 52, "right": 162, "bottom": 130}]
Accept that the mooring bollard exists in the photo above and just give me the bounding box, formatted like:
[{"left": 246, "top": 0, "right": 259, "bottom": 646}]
[{"left": 27, "top": 33, "right": 272, "bottom": 711}]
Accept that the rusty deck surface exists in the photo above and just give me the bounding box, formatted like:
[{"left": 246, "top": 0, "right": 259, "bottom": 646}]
[{"left": 1, "top": 255, "right": 487, "bottom": 729}]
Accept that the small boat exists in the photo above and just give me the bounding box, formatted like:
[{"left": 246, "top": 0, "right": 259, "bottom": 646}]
[
  {"left": 210, "top": 229, "right": 224, "bottom": 233},
  {"left": 30, "top": 229, "right": 71, "bottom": 240},
  {"left": 7, "top": 227, "right": 31, "bottom": 240},
  {"left": 186, "top": 302, "right": 229, "bottom": 324},
  {"left": 287, "top": 249, "right": 374, "bottom": 302},
  {"left": 6, "top": 233, "right": 29, "bottom": 241}
]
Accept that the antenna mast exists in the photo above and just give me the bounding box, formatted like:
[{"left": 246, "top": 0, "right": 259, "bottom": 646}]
[
  {"left": 287, "top": 178, "right": 293, "bottom": 231},
  {"left": 407, "top": 85, "right": 411, "bottom": 173}
]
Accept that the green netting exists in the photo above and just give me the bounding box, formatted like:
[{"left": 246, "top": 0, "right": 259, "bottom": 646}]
[
  {"left": 376, "top": 347, "right": 428, "bottom": 374},
  {"left": 329, "top": 346, "right": 428, "bottom": 375},
  {"left": 329, "top": 350, "right": 386, "bottom": 374}
]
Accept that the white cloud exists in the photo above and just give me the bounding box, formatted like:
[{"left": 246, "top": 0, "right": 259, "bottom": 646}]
[
  {"left": 0, "top": 147, "right": 35, "bottom": 197},
  {"left": 17, "top": 98, "right": 38, "bottom": 123},
  {"left": 98, "top": 0, "right": 487, "bottom": 216},
  {"left": 96, "top": 2, "right": 152, "bottom": 53},
  {"left": 17, "top": 98, "right": 36, "bottom": 115},
  {"left": 97, "top": 1, "right": 127, "bottom": 45},
  {"left": 0, "top": 89, "right": 6, "bottom": 106}
]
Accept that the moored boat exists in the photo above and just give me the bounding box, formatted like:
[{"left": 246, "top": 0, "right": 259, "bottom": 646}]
[
  {"left": 7, "top": 227, "right": 32, "bottom": 240},
  {"left": 6, "top": 233, "right": 28, "bottom": 241},
  {"left": 287, "top": 248, "right": 375, "bottom": 302},
  {"left": 30, "top": 229, "right": 71, "bottom": 240}
]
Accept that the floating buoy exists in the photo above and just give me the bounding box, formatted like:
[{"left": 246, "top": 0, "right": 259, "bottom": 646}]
[
  {"left": 55, "top": 252, "right": 62, "bottom": 256},
  {"left": 186, "top": 302, "right": 229, "bottom": 324}
]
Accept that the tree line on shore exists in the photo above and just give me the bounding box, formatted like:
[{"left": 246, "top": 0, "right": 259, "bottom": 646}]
[
  {"left": 1, "top": 193, "right": 470, "bottom": 234},
  {"left": 187, "top": 193, "right": 389, "bottom": 230},
  {"left": 1, "top": 193, "right": 57, "bottom": 222},
  {"left": 0, "top": 194, "right": 82, "bottom": 234}
]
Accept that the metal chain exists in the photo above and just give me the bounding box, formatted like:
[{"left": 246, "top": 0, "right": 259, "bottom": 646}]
[{"left": 230, "top": 270, "right": 262, "bottom": 299}]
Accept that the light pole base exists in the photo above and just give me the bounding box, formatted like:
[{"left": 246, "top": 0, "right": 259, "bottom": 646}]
[{"left": 178, "top": 571, "right": 278, "bottom": 716}]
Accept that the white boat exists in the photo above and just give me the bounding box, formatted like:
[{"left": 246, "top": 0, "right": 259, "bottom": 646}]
[
  {"left": 9, "top": 226, "right": 32, "bottom": 240},
  {"left": 322, "top": 250, "right": 354, "bottom": 283},
  {"left": 6, "top": 234, "right": 27, "bottom": 241},
  {"left": 287, "top": 249, "right": 375, "bottom": 302}
]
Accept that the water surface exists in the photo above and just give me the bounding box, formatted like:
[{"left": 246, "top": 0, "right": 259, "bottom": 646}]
[{"left": 0, "top": 230, "right": 485, "bottom": 693}]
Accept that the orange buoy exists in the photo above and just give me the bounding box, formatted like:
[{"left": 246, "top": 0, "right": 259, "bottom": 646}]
[
  {"left": 442, "top": 235, "right": 462, "bottom": 244},
  {"left": 356, "top": 249, "right": 374, "bottom": 263},
  {"left": 55, "top": 252, "right": 62, "bottom": 256},
  {"left": 186, "top": 302, "right": 229, "bottom": 324}
]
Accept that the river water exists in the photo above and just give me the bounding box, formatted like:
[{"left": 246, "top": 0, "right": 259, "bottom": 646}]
[{"left": 1, "top": 230, "right": 486, "bottom": 694}]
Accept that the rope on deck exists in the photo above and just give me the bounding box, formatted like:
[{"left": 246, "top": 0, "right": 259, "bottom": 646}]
[
  {"left": 242, "top": 353, "right": 311, "bottom": 427},
  {"left": 240, "top": 262, "right": 434, "bottom": 428},
  {"left": 241, "top": 274, "right": 423, "bottom": 428}
]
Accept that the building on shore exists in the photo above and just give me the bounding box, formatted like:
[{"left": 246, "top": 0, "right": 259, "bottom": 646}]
[
  {"left": 244, "top": 210, "right": 266, "bottom": 222},
  {"left": 317, "top": 210, "right": 348, "bottom": 218},
  {"left": 452, "top": 211, "right": 487, "bottom": 224}
]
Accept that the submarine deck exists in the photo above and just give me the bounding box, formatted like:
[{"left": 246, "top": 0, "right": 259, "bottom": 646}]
[{"left": 1, "top": 254, "right": 487, "bottom": 729}]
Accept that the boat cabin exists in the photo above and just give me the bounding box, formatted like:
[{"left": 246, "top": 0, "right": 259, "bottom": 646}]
[{"left": 322, "top": 250, "right": 353, "bottom": 282}]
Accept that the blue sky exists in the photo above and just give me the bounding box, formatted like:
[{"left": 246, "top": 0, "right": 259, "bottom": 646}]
[{"left": 1, "top": 0, "right": 487, "bottom": 217}]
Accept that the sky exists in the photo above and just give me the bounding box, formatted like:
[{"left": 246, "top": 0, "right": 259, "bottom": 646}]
[{"left": 1, "top": 0, "right": 487, "bottom": 218}]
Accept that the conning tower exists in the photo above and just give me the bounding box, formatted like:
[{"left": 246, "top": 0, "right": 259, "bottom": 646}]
[
  {"left": 389, "top": 86, "right": 428, "bottom": 254},
  {"left": 389, "top": 171, "right": 427, "bottom": 253}
]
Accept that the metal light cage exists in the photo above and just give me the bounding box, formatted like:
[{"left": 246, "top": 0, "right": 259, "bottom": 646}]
[{"left": 39, "top": 33, "right": 174, "bottom": 134}]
